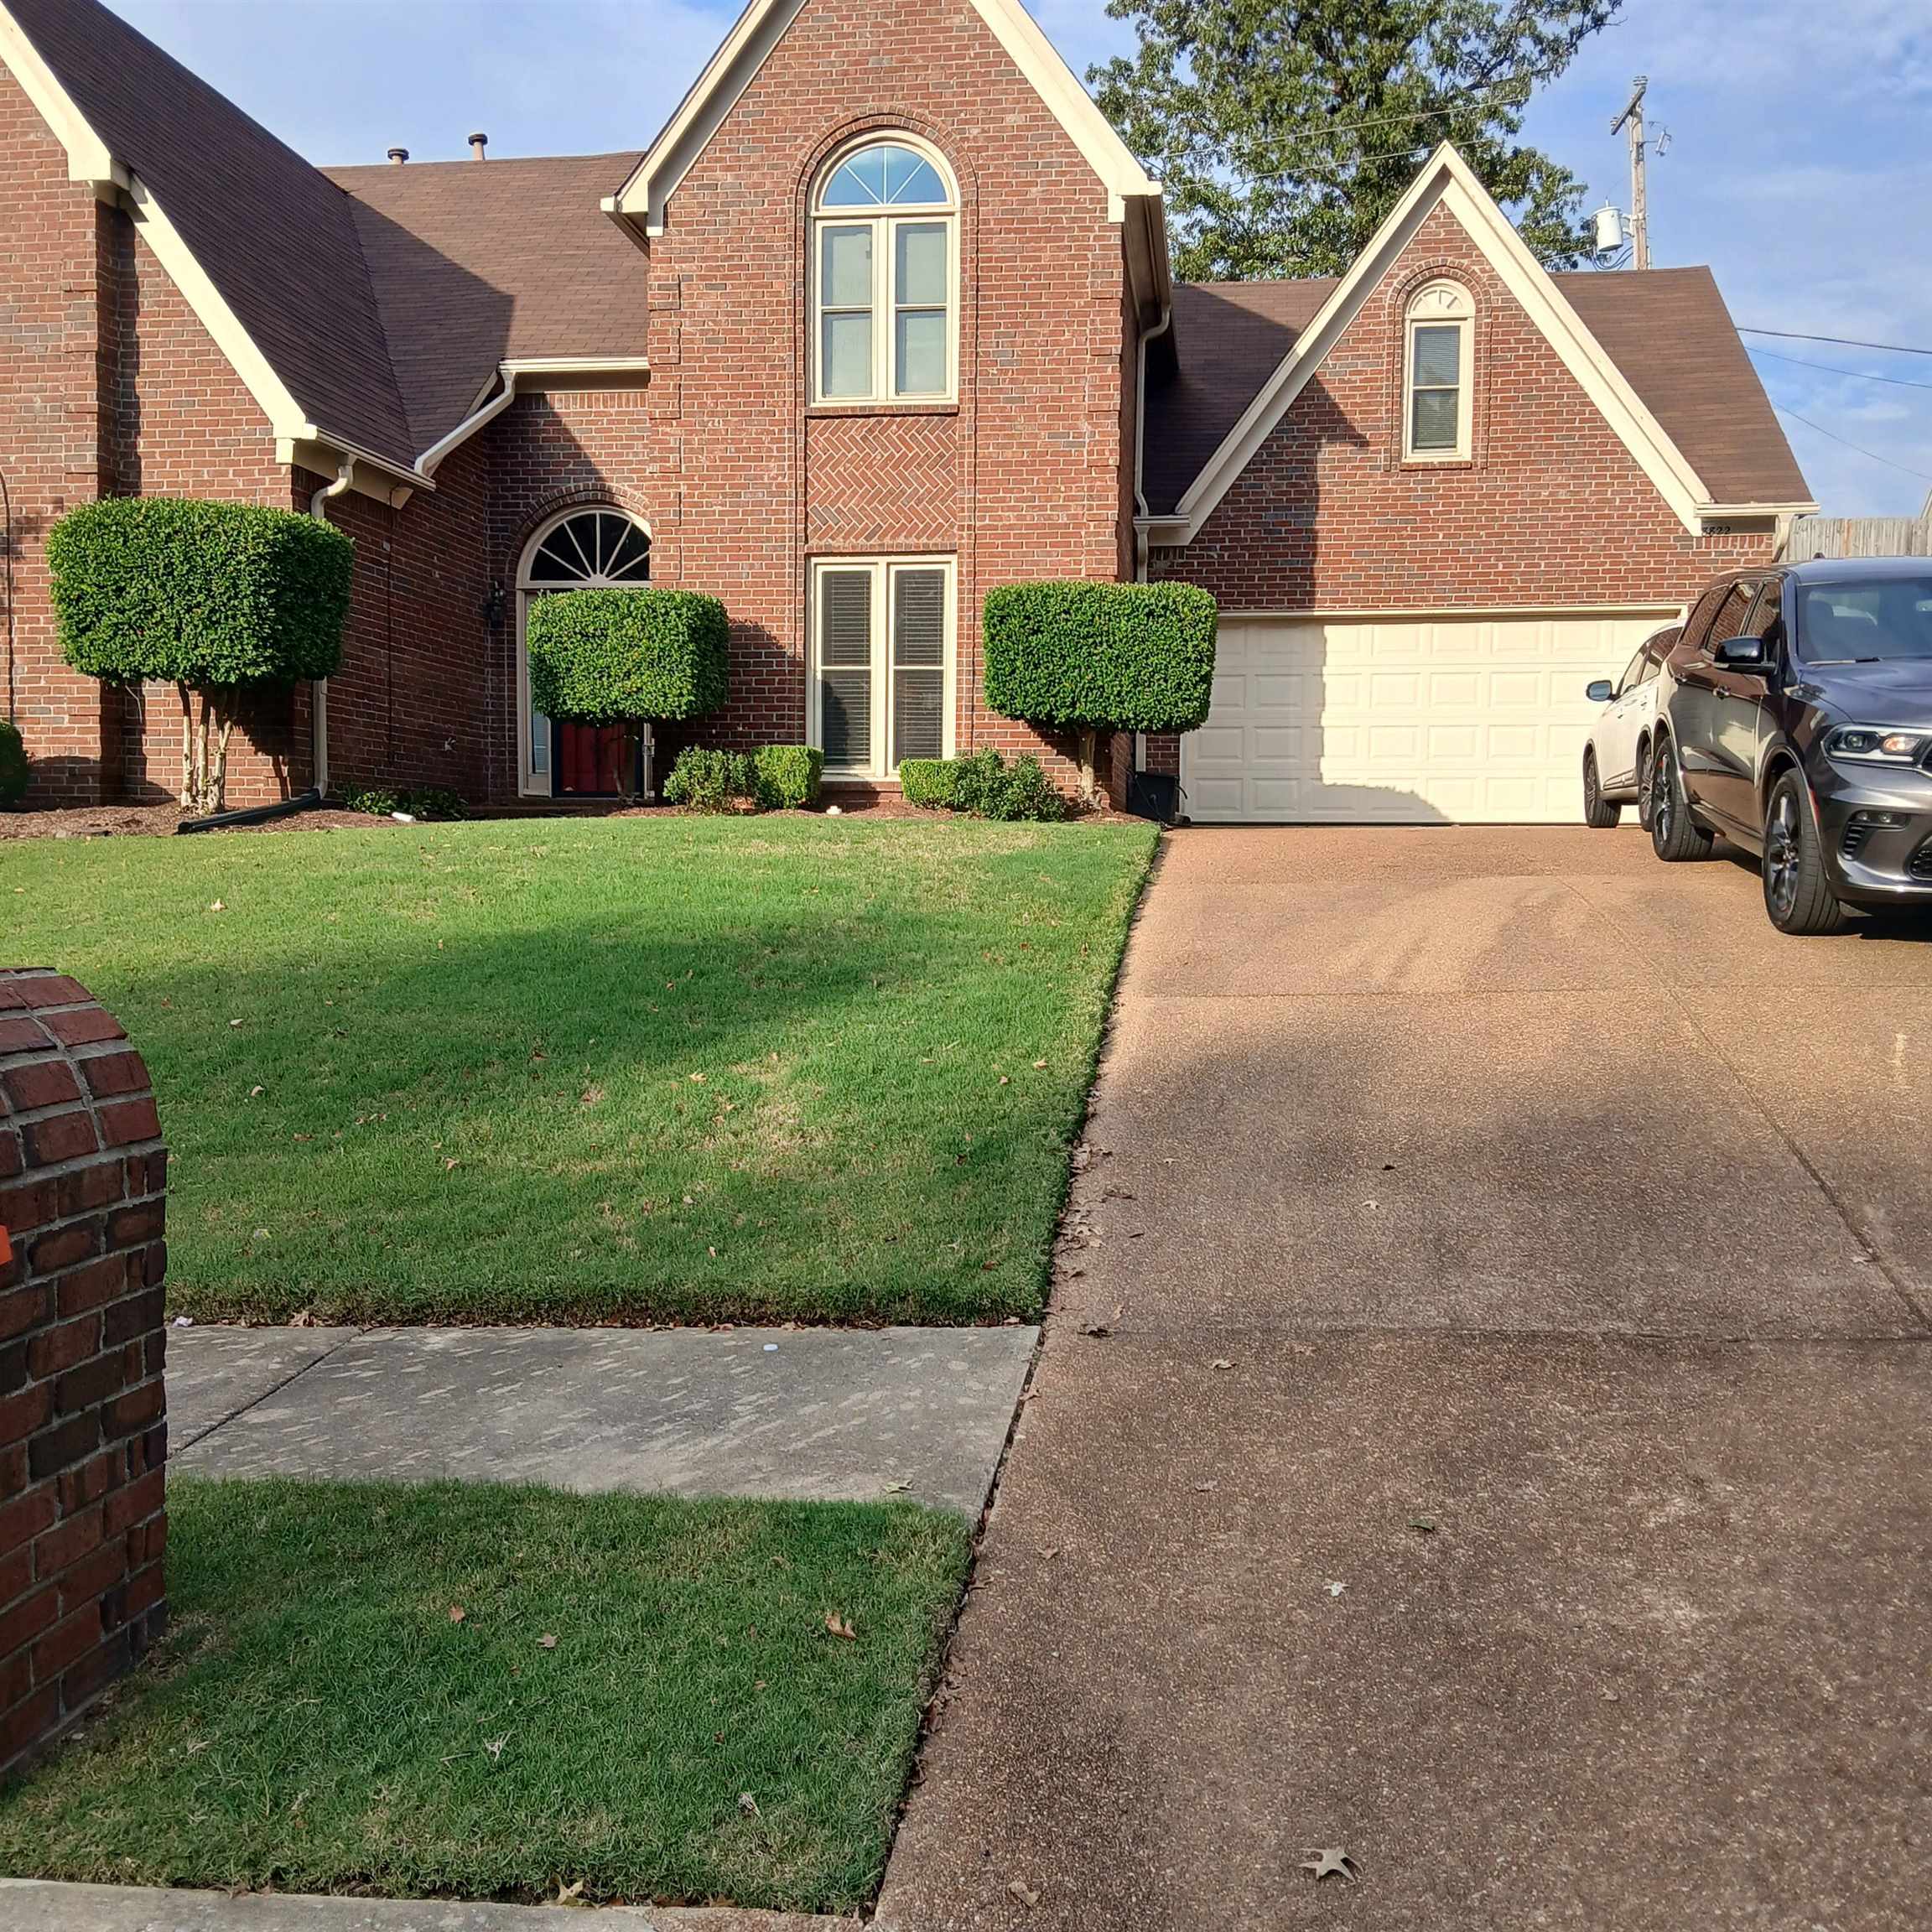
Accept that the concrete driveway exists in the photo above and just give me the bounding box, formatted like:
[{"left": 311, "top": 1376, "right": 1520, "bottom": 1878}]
[{"left": 880, "top": 827, "right": 1932, "bottom": 1931}]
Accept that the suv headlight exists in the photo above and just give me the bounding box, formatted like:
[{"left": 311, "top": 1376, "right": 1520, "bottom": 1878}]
[{"left": 1825, "top": 725, "right": 1931, "bottom": 766}]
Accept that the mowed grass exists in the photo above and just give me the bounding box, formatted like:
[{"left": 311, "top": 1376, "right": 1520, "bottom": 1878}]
[
  {"left": 0, "top": 1478, "right": 971, "bottom": 1909},
  {"left": 1, "top": 816, "right": 1155, "bottom": 1322}
]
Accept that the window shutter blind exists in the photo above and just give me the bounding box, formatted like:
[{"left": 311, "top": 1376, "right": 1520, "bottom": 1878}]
[
  {"left": 820, "top": 569, "right": 873, "bottom": 769},
  {"left": 891, "top": 566, "right": 946, "bottom": 764}
]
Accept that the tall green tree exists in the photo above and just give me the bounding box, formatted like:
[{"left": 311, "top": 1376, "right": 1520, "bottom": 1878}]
[{"left": 1091, "top": 0, "right": 1619, "bottom": 281}]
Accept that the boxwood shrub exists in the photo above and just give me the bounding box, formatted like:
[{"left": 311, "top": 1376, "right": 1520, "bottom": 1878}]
[
  {"left": 900, "top": 750, "right": 1065, "bottom": 823},
  {"left": 0, "top": 719, "right": 27, "bottom": 808},
  {"left": 662, "top": 745, "right": 755, "bottom": 812},
  {"left": 49, "top": 496, "right": 353, "bottom": 688},
  {"left": 982, "top": 580, "right": 1218, "bottom": 734},
  {"left": 527, "top": 589, "right": 729, "bottom": 724},
  {"left": 751, "top": 744, "right": 824, "bottom": 810},
  {"left": 899, "top": 757, "right": 959, "bottom": 810}
]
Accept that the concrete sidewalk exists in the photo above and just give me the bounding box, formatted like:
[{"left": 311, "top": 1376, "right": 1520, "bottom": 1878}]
[
  {"left": 169, "top": 1322, "right": 1035, "bottom": 1514},
  {"left": 0, "top": 1880, "right": 848, "bottom": 1931}
]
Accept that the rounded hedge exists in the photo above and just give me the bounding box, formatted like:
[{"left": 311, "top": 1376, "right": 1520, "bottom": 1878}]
[
  {"left": 49, "top": 496, "right": 353, "bottom": 687},
  {"left": 0, "top": 719, "right": 27, "bottom": 808},
  {"left": 527, "top": 588, "right": 730, "bottom": 724},
  {"left": 982, "top": 580, "right": 1218, "bottom": 734}
]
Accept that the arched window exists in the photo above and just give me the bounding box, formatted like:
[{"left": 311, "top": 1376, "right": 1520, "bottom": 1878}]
[
  {"left": 516, "top": 506, "right": 651, "bottom": 796},
  {"left": 811, "top": 136, "right": 957, "bottom": 405},
  {"left": 1404, "top": 279, "right": 1474, "bottom": 461}
]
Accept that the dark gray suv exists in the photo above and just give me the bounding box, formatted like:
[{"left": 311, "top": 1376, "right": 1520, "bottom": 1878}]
[{"left": 1650, "top": 557, "right": 1932, "bottom": 934}]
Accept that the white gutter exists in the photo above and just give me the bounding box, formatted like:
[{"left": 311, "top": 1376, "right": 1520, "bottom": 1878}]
[
  {"left": 1131, "top": 300, "right": 1173, "bottom": 584},
  {"left": 417, "top": 366, "right": 521, "bottom": 478},
  {"left": 307, "top": 458, "right": 355, "bottom": 797}
]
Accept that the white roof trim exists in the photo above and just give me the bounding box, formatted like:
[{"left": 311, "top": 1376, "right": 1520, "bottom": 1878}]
[
  {"left": 612, "top": 0, "right": 1159, "bottom": 232},
  {"left": 1155, "top": 144, "right": 1781, "bottom": 547},
  {"left": 0, "top": 5, "right": 114, "bottom": 186}
]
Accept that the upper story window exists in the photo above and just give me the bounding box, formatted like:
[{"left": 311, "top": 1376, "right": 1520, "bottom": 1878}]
[
  {"left": 811, "top": 137, "right": 957, "bottom": 406},
  {"left": 1404, "top": 279, "right": 1473, "bottom": 460}
]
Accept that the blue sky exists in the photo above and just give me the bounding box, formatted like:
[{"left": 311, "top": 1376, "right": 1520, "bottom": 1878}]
[{"left": 105, "top": 0, "right": 1932, "bottom": 515}]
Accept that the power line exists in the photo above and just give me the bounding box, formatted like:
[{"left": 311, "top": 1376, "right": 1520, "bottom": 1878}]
[
  {"left": 1773, "top": 404, "right": 1932, "bottom": 485},
  {"left": 1742, "top": 327, "right": 1932, "bottom": 360},
  {"left": 1747, "top": 346, "right": 1932, "bottom": 394}
]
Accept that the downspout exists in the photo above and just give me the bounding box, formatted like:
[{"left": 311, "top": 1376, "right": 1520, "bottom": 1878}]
[
  {"left": 1130, "top": 300, "right": 1173, "bottom": 780},
  {"left": 308, "top": 457, "right": 355, "bottom": 797}
]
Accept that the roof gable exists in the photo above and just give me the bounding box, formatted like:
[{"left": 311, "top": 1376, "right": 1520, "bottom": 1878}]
[
  {"left": 1145, "top": 145, "right": 1815, "bottom": 542},
  {"left": 612, "top": 0, "right": 1160, "bottom": 231},
  {"left": 1, "top": 0, "right": 418, "bottom": 478}
]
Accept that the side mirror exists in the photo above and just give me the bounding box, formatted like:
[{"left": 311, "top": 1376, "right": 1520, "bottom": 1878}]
[
  {"left": 1586, "top": 678, "right": 1615, "bottom": 704},
  {"left": 1712, "top": 636, "right": 1768, "bottom": 671}
]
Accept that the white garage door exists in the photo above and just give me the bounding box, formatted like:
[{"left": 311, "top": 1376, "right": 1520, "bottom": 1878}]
[{"left": 1182, "top": 610, "right": 1678, "bottom": 823}]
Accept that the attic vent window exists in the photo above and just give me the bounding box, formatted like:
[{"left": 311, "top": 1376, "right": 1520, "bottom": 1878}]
[
  {"left": 1404, "top": 279, "right": 1473, "bottom": 461},
  {"left": 810, "top": 137, "right": 957, "bottom": 406}
]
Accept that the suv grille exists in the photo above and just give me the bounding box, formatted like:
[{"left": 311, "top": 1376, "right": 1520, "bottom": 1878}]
[
  {"left": 1842, "top": 822, "right": 1872, "bottom": 859},
  {"left": 1910, "top": 841, "right": 1932, "bottom": 882}
]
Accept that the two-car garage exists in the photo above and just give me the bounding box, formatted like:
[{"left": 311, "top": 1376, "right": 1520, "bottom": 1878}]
[{"left": 1180, "top": 609, "right": 1680, "bottom": 823}]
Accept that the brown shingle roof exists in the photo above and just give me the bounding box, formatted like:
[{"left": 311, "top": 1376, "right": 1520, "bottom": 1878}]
[
  {"left": 324, "top": 155, "right": 648, "bottom": 454},
  {"left": 1144, "top": 264, "right": 1810, "bottom": 516},
  {"left": 9, "top": 0, "right": 415, "bottom": 471},
  {"left": 1552, "top": 266, "right": 1809, "bottom": 506}
]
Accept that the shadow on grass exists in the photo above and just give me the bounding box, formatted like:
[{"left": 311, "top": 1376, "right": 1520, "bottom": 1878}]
[{"left": 86, "top": 849, "right": 1145, "bottom": 1325}]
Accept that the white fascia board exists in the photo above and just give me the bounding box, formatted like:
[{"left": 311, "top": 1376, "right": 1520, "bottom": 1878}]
[
  {"left": 501, "top": 355, "right": 652, "bottom": 380},
  {"left": 1160, "top": 143, "right": 1723, "bottom": 547},
  {"left": 1699, "top": 500, "right": 1820, "bottom": 519},
  {"left": 615, "top": 0, "right": 1158, "bottom": 232}
]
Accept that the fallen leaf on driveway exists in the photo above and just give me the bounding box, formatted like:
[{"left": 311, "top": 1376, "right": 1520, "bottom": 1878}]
[
  {"left": 1212, "top": 1358, "right": 1234, "bottom": 1372},
  {"left": 1301, "top": 1847, "right": 1358, "bottom": 1883},
  {"left": 1008, "top": 1878, "right": 1041, "bottom": 1908},
  {"left": 1327, "top": 1581, "right": 1346, "bottom": 1597},
  {"left": 824, "top": 1612, "right": 856, "bottom": 1640}
]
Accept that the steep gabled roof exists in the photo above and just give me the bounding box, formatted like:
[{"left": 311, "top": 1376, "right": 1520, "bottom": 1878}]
[
  {"left": 325, "top": 155, "right": 649, "bottom": 456},
  {"left": 611, "top": 0, "right": 1160, "bottom": 233},
  {"left": 3, "top": 0, "right": 416, "bottom": 475},
  {"left": 1143, "top": 145, "right": 1815, "bottom": 538}
]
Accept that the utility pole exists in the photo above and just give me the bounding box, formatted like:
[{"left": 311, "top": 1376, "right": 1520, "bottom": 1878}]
[{"left": 1610, "top": 75, "right": 1649, "bottom": 270}]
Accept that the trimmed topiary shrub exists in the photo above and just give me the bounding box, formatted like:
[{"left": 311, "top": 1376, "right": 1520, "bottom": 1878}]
[
  {"left": 982, "top": 580, "right": 1218, "bottom": 799},
  {"left": 662, "top": 745, "right": 756, "bottom": 813},
  {"left": 898, "top": 757, "right": 960, "bottom": 810},
  {"left": 527, "top": 588, "right": 730, "bottom": 800},
  {"left": 751, "top": 745, "right": 824, "bottom": 811},
  {"left": 0, "top": 719, "right": 26, "bottom": 809},
  {"left": 900, "top": 750, "right": 1065, "bottom": 823},
  {"left": 49, "top": 496, "right": 354, "bottom": 813}
]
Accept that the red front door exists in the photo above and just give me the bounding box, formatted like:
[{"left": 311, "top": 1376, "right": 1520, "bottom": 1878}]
[{"left": 554, "top": 722, "right": 631, "bottom": 797}]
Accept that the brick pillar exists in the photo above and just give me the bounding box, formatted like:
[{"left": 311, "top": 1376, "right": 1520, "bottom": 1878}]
[{"left": 0, "top": 968, "right": 168, "bottom": 1778}]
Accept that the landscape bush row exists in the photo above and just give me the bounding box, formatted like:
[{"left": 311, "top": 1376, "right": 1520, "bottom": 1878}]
[{"left": 32, "top": 496, "right": 1218, "bottom": 817}]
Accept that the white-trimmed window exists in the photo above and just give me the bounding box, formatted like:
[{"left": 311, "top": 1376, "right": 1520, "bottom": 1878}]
[
  {"left": 516, "top": 506, "right": 652, "bottom": 796},
  {"left": 810, "top": 556, "right": 954, "bottom": 777},
  {"left": 1404, "top": 279, "right": 1473, "bottom": 460},
  {"left": 811, "top": 137, "right": 957, "bottom": 405}
]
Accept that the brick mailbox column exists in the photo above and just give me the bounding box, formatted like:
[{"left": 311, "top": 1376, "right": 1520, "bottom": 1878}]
[{"left": 1, "top": 969, "right": 168, "bottom": 1777}]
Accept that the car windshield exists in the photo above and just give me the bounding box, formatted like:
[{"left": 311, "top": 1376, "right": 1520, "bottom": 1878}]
[{"left": 1796, "top": 579, "right": 1932, "bottom": 662}]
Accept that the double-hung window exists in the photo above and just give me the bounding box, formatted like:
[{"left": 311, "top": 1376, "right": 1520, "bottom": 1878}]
[
  {"left": 811, "top": 557, "right": 954, "bottom": 777},
  {"left": 1404, "top": 279, "right": 1474, "bottom": 460},
  {"left": 813, "top": 138, "right": 957, "bottom": 404}
]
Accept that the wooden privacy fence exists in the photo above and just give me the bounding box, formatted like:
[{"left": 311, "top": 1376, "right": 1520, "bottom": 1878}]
[{"left": 1781, "top": 517, "right": 1932, "bottom": 560}]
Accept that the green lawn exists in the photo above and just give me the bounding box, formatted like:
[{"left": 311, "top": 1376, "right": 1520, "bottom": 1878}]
[
  {"left": 2, "top": 816, "right": 1155, "bottom": 1322},
  {"left": 0, "top": 1478, "right": 970, "bottom": 1910}
]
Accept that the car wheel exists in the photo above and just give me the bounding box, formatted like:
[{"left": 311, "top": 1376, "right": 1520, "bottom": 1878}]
[
  {"left": 1649, "top": 738, "right": 1714, "bottom": 863},
  {"left": 1582, "top": 750, "right": 1622, "bottom": 828},
  {"left": 1762, "top": 771, "right": 1847, "bottom": 936}
]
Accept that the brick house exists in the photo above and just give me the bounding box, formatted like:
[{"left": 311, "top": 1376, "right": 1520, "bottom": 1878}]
[{"left": 0, "top": 0, "right": 1809, "bottom": 822}]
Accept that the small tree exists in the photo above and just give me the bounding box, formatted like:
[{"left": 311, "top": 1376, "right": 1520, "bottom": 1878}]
[
  {"left": 49, "top": 496, "right": 353, "bottom": 813},
  {"left": 983, "top": 581, "right": 1218, "bottom": 801},
  {"left": 526, "top": 588, "right": 730, "bottom": 799}
]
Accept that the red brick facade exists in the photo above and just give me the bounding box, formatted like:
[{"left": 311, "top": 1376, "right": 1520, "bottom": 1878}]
[
  {"left": 0, "top": 969, "right": 168, "bottom": 1779},
  {"left": 0, "top": 10, "right": 1789, "bottom": 816}
]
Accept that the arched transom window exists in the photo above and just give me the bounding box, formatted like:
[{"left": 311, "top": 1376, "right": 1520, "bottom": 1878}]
[
  {"left": 811, "top": 136, "right": 957, "bottom": 405},
  {"left": 1404, "top": 279, "right": 1474, "bottom": 461},
  {"left": 516, "top": 506, "right": 651, "bottom": 796}
]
